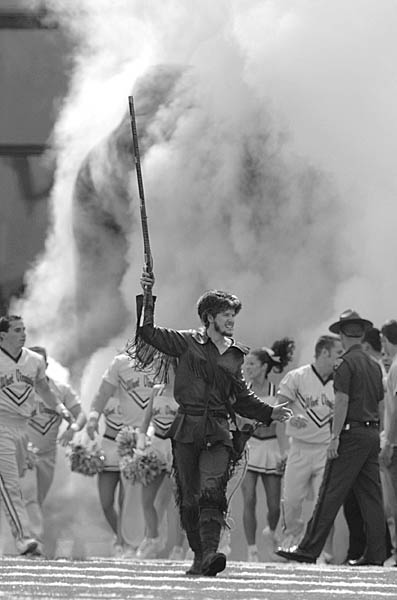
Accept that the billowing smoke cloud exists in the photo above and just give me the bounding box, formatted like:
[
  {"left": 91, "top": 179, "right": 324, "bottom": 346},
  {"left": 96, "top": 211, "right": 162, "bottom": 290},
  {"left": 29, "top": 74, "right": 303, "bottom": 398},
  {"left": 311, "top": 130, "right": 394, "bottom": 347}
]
[{"left": 19, "top": 0, "right": 397, "bottom": 368}]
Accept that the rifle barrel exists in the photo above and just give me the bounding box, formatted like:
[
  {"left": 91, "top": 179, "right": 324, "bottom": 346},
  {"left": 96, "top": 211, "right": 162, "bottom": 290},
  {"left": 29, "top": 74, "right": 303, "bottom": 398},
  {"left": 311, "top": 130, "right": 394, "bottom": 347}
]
[{"left": 128, "top": 96, "right": 153, "bottom": 274}]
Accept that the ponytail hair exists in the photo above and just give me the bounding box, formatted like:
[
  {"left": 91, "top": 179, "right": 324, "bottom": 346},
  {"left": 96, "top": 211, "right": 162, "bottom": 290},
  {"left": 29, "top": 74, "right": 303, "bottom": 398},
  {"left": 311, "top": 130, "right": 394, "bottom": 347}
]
[
  {"left": 250, "top": 337, "right": 295, "bottom": 376},
  {"left": 271, "top": 337, "right": 295, "bottom": 373}
]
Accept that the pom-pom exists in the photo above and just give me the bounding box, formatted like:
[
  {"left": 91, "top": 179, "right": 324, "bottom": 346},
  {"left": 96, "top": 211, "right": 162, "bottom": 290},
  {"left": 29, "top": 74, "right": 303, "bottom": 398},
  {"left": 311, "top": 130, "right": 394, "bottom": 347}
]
[
  {"left": 120, "top": 447, "right": 167, "bottom": 486},
  {"left": 69, "top": 443, "right": 105, "bottom": 476},
  {"left": 116, "top": 426, "right": 139, "bottom": 458}
]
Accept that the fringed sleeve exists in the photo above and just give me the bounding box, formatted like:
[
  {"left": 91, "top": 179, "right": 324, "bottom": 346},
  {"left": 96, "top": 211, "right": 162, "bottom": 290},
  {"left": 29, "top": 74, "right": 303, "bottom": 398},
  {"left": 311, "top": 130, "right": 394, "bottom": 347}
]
[
  {"left": 125, "top": 293, "right": 188, "bottom": 383},
  {"left": 230, "top": 369, "right": 273, "bottom": 425}
]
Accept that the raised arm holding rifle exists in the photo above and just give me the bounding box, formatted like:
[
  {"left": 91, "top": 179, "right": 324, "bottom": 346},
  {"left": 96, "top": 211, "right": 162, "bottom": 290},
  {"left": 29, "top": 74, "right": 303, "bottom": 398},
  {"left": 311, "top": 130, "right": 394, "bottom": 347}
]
[{"left": 129, "top": 272, "right": 292, "bottom": 577}]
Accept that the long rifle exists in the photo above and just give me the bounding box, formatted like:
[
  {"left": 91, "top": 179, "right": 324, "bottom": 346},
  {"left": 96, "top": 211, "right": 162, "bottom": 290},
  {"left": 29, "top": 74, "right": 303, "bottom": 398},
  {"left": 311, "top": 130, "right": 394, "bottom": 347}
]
[{"left": 128, "top": 96, "right": 153, "bottom": 276}]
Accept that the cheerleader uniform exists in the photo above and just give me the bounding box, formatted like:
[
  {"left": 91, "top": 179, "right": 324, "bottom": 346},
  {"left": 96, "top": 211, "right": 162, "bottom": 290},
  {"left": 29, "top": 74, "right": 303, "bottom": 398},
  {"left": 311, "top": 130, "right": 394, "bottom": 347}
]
[
  {"left": 101, "top": 398, "right": 124, "bottom": 471},
  {"left": 148, "top": 385, "right": 178, "bottom": 473},
  {"left": 246, "top": 382, "right": 284, "bottom": 476}
]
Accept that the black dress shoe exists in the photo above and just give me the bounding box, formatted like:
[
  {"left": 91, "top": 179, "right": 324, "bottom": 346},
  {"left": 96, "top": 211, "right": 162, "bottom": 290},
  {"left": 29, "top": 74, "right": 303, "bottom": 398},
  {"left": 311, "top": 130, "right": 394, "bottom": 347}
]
[
  {"left": 275, "top": 547, "right": 316, "bottom": 564},
  {"left": 348, "top": 556, "right": 383, "bottom": 567}
]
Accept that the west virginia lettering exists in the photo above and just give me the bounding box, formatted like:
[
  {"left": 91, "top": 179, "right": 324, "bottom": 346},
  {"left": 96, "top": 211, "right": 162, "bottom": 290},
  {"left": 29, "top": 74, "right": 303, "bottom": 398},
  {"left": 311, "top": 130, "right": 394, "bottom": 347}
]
[
  {"left": 0, "top": 374, "right": 13, "bottom": 388},
  {"left": 16, "top": 370, "right": 34, "bottom": 386},
  {"left": 298, "top": 393, "right": 333, "bottom": 410}
]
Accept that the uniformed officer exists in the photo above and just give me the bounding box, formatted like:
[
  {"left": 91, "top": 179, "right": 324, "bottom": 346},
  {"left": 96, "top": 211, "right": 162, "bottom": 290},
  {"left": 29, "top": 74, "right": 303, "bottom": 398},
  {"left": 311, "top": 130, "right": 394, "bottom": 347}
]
[{"left": 277, "top": 309, "right": 386, "bottom": 566}]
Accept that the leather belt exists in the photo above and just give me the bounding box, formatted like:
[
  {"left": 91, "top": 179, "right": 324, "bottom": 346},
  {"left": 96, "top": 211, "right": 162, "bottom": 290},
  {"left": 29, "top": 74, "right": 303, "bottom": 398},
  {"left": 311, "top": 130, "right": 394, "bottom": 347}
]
[
  {"left": 178, "top": 407, "right": 228, "bottom": 418},
  {"left": 343, "top": 421, "right": 379, "bottom": 431}
]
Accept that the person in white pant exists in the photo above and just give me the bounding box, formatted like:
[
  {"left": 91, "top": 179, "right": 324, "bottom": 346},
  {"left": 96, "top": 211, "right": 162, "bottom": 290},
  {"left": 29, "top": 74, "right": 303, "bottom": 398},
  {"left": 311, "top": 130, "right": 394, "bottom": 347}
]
[
  {"left": 276, "top": 335, "right": 343, "bottom": 556},
  {"left": 0, "top": 315, "right": 73, "bottom": 557},
  {"left": 22, "top": 346, "right": 86, "bottom": 553}
]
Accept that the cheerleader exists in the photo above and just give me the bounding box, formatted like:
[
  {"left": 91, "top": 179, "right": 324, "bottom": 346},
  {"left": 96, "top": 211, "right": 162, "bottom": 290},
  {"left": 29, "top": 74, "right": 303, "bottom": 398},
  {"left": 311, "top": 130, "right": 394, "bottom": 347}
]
[
  {"left": 135, "top": 364, "right": 185, "bottom": 559},
  {"left": 241, "top": 339, "right": 294, "bottom": 562}
]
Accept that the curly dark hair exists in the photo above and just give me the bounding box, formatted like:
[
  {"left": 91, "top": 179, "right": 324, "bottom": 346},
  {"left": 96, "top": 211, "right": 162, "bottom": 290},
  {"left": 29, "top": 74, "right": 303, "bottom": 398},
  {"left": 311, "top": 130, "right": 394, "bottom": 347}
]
[
  {"left": 250, "top": 337, "right": 295, "bottom": 375},
  {"left": 197, "top": 290, "right": 242, "bottom": 328}
]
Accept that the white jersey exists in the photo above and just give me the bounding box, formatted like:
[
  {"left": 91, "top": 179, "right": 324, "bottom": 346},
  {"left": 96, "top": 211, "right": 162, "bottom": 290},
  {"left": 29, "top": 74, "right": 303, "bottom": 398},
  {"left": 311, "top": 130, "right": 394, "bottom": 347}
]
[
  {"left": 102, "top": 397, "right": 125, "bottom": 440},
  {"left": 102, "top": 354, "right": 155, "bottom": 428},
  {"left": 384, "top": 354, "right": 397, "bottom": 447},
  {"left": 0, "top": 347, "right": 46, "bottom": 420},
  {"left": 28, "top": 378, "right": 80, "bottom": 453},
  {"left": 278, "top": 364, "right": 334, "bottom": 445},
  {"left": 151, "top": 385, "right": 178, "bottom": 439}
]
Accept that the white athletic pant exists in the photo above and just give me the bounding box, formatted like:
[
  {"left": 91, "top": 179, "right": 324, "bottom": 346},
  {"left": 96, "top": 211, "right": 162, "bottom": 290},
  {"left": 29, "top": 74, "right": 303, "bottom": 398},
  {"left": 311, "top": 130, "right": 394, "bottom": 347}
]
[
  {"left": 281, "top": 438, "right": 328, "bottom": 543},
  {"left": 0, "top": 421, "right": 33, "bottom": 543},
  {"left": 21, "top": 448, "right": 57, "bottom": 540}
]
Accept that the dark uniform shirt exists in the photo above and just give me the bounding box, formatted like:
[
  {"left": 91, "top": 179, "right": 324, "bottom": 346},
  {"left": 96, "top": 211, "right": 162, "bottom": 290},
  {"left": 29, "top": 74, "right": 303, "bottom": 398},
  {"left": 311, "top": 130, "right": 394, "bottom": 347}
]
[
  {"left": 137, "top": 294, "right": 273, "bottom": 446},
  {"left": 333, "top": 344, "right": 384, "bottom": 423}
]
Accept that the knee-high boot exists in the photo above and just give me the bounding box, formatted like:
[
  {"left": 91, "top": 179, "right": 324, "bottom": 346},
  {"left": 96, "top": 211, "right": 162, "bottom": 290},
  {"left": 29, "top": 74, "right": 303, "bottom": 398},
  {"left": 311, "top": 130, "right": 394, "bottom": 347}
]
[
  {"left": 185, "top": 528, "right": 202, "bottom": 576},
  {"left": 199, "top": 515, "right": 226, "bottom": 576}
]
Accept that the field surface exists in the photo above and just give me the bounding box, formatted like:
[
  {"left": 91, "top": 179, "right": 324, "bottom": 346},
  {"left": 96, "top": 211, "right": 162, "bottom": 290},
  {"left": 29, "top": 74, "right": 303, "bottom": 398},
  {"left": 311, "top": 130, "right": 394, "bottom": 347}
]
[{"left": 1, "top": 557, "right": 396, "bottom": 600}]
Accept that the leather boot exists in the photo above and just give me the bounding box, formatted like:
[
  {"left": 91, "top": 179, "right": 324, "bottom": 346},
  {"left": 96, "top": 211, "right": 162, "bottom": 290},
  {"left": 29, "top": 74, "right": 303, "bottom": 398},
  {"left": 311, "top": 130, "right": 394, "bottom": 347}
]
[
  {"left": 200, "top": 518, "right": 226, "bottom": 577},
  {"left": 185, "top": 529, "right": 203, "bottom": 576}
]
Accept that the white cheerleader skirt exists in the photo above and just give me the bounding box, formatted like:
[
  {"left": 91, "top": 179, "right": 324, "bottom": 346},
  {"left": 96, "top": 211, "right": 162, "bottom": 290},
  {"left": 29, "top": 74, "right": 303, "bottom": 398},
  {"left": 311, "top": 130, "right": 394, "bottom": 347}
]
[{"left": 247, "top": 436, "right": 284, "bottom": 476}]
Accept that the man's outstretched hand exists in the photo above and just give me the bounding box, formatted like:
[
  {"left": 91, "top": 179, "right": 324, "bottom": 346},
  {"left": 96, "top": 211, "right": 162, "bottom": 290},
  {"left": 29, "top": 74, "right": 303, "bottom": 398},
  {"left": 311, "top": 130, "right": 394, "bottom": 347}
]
[
  {"left": 271, "top": 402, "right": 293, "bottom": 423},
  {"left": 140, "top": 271, "right": 155, "bottom": 292}
]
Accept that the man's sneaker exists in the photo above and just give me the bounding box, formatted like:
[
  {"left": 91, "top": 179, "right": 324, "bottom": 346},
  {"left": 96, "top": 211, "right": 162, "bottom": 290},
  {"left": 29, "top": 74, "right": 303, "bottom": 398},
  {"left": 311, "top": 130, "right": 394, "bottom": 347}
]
[
  {"left": 122, "top": 545, "right": 137, "bottom": 559},
  {"left": 384, "top": 554, "right": 397, "bottom": 567},
  {"left": 16, "top": 538, "right": 38, "bottom": 556},
  {"left": 169, "top": 545, "right": 185, "bottom": 560},
  {"left": 317, "top": 551, "right": 333, "bottom": 565},
  {"left": 247, "top": 545, "right": 260, "bottom": 562},
  {"left": 136, "top": 537, "right": 161, "bottom": 559}
]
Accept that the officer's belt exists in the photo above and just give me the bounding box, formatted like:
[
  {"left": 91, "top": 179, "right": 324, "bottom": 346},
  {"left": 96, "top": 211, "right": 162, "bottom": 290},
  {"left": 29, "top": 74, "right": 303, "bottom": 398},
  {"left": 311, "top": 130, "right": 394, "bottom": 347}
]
[
  {"left": 343, "top": 420, "right": 379, "bottom": 431},
  {"left": 178, "top": 407, "right": 228, "bottom": 418}
]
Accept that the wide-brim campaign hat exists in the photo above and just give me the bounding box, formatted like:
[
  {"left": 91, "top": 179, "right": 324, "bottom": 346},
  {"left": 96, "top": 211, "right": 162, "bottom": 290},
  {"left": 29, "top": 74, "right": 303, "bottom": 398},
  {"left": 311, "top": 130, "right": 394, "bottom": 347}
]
[{"left": 329, "top": 309, "right": 373, "bottom": 334}]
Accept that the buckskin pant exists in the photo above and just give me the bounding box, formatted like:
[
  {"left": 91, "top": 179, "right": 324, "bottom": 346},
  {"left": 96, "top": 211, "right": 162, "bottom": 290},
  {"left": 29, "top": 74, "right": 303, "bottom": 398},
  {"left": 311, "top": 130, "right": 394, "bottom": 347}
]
[{"left": 172, "top": 440, "right": 231, "bottom": 556}]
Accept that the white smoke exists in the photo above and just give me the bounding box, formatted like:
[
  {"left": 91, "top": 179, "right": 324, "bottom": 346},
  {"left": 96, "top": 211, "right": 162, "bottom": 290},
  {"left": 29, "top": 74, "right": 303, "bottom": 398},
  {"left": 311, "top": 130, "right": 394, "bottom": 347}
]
[{"left": 17, "top": 0, "right": 397, "bottom": 362}]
